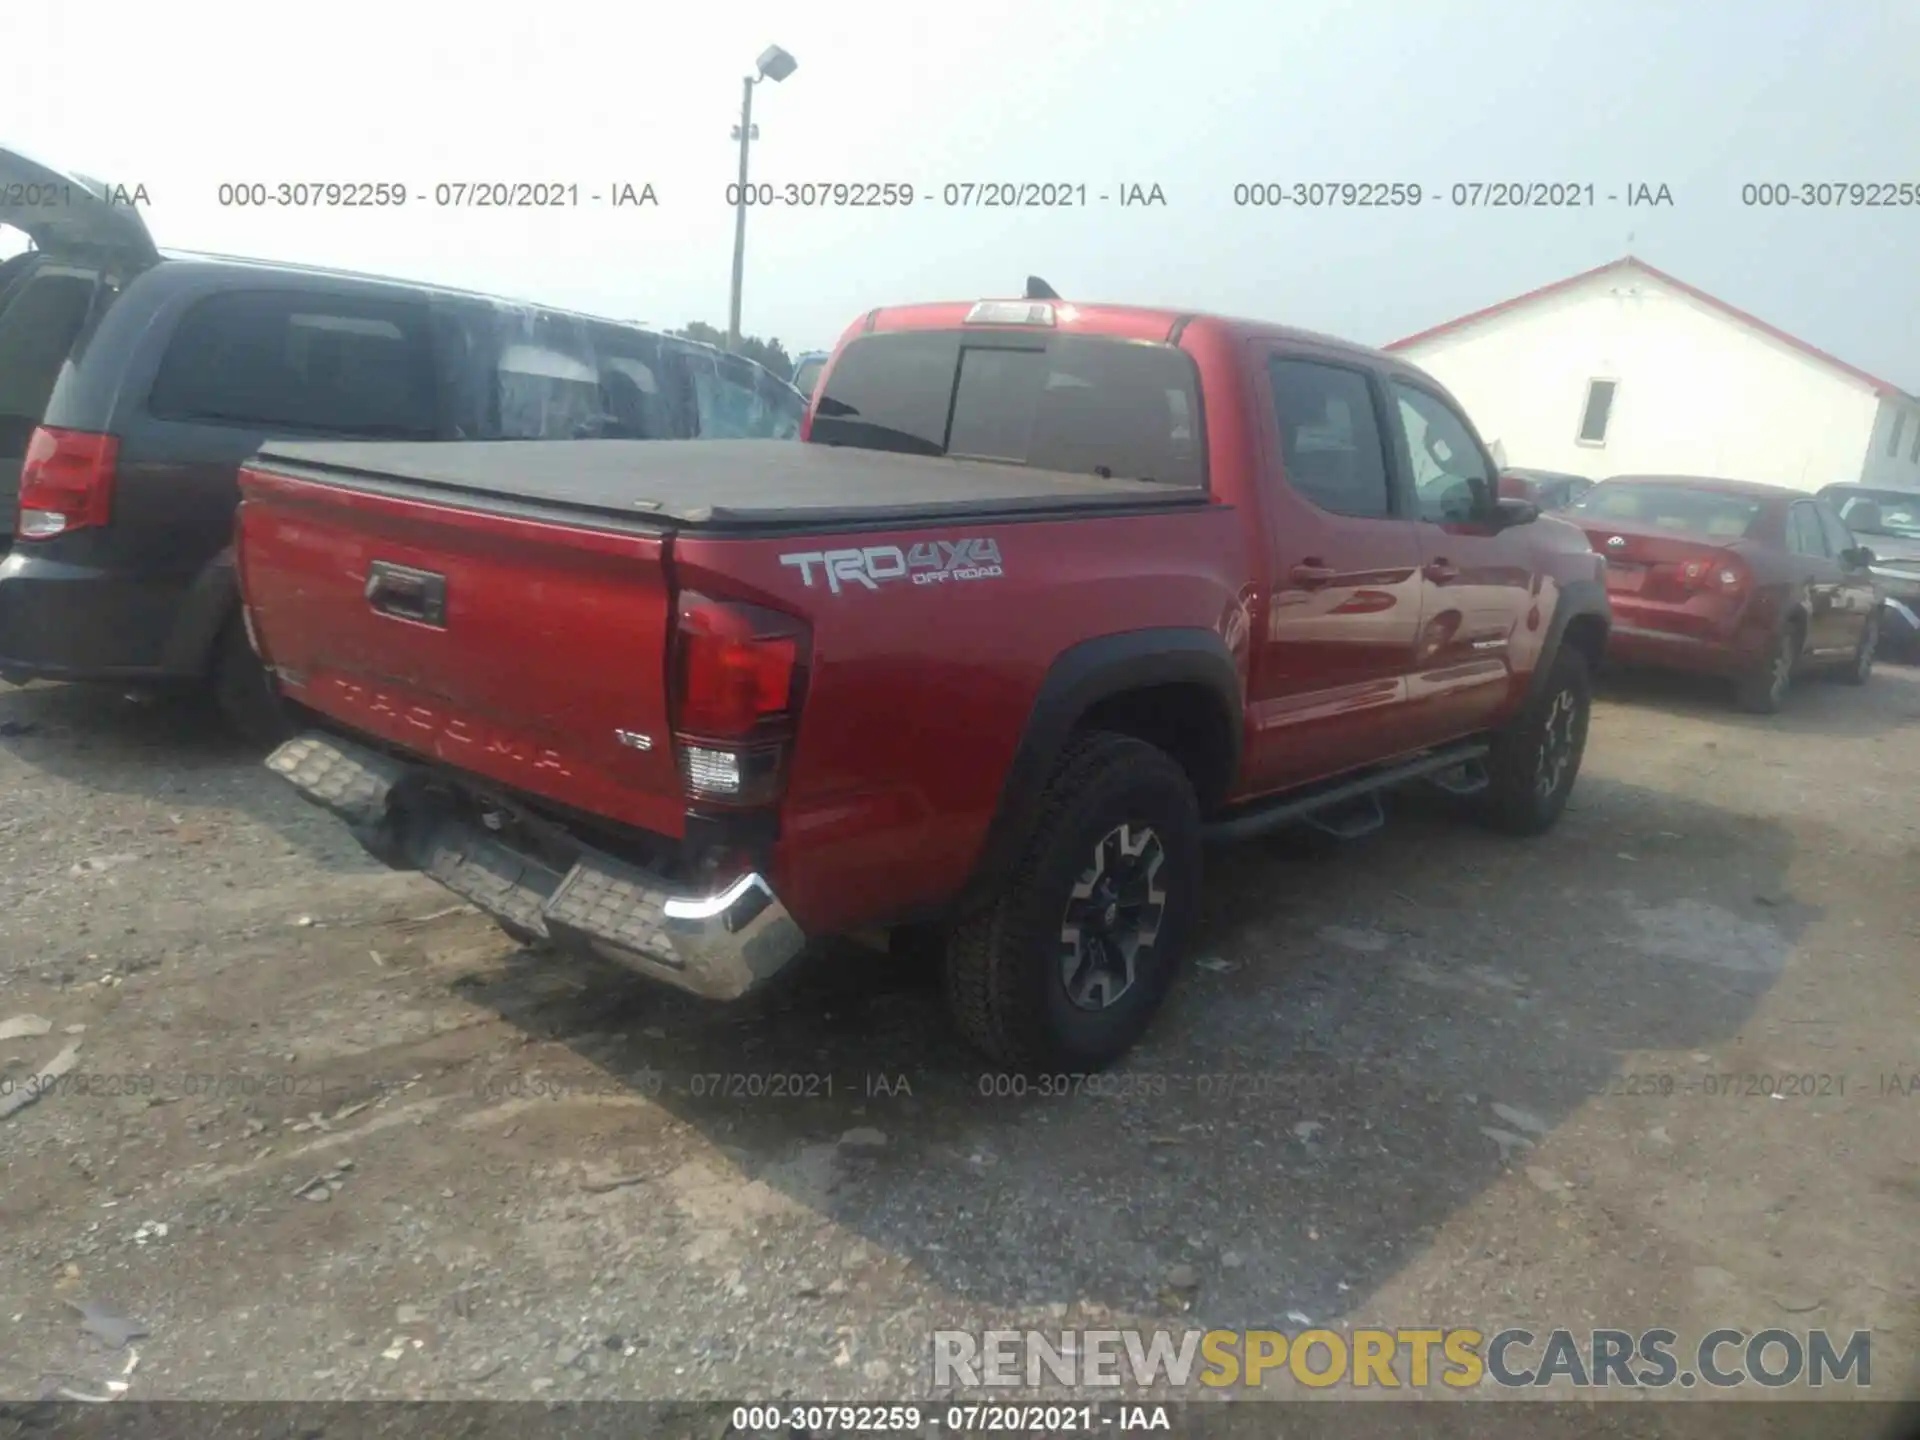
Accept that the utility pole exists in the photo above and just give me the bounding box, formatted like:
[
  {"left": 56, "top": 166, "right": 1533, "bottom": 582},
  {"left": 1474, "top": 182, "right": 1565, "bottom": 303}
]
[
  {"left": 725, "top": 45, "right": 796, "bottom": 355},
  {"left": 726, "top": 76, "right": 756, "bottom": 354}
]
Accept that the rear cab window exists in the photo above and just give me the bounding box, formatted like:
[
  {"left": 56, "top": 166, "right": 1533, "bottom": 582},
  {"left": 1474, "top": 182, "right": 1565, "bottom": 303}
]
[
  {"left": 810, "top": 330, "right": 1205, "bottom": 486},
  {"left": 147, "top": 289, "right": 439, "bottom": 437}
]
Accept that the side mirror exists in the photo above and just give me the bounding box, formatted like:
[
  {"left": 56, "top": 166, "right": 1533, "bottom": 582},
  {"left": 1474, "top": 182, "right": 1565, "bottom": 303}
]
[
  {"left": 1491, "top": 496, "right": 1541, "bottom": 531},
  {"left": 1845, "top": 545, "right": 1875, "bottom": 569}
]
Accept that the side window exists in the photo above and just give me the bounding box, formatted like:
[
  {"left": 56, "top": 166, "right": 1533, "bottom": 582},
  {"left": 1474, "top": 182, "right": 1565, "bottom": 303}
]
[
  {"left": 1390, "top": 380, "right": 1494, "bottom": 524},
  {"left": 490, "top": 312, "right": 601, "bottom": 441},
  {"left": 148, "top": 289, "right": 438, "bottom": 437},
  {"left": 1814, "top": 503, "right": 1855, "bottom": 558},
  {"left": 1265, "top": 358, "right": 1393, "bottom": 519},
  {"left": 582, "top": 323, "right": 687, "bottom": 440},
  {"left": 1787, "top": 504, "right": 1829, "bottom": 557},
  {"left": 679, "top": 348, "right": 802, "bottom": 439}
]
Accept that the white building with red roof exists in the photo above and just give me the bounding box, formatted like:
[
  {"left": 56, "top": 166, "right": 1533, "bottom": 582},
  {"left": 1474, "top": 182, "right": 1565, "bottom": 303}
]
[{"left": 1384, "top": 256, "right": 1920, "bottom": 493}]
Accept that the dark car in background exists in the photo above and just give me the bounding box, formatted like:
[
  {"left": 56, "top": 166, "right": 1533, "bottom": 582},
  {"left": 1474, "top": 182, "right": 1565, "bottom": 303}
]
[
  {"left": 1817, "top": 483, "right": 1920, "bottom": 660},
  {"left": 0, "top": 146, "right": 804, "bottom": 738},
  {"left": 1499, "top": 467, "right": 1593, "bottom": 512},
  {"left": 1567, "top": 475, "right": 1877, "bottom": 712}
]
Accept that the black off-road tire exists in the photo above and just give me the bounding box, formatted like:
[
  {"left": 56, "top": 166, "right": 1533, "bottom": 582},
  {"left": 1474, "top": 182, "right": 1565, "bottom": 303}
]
[
  {"left": 943, "top": 732, "right": 1202, "bottom": 1072},
  {"left": 212, "top": 614, "right": 295, "bottom": 747},
  {"left": 1734, "top": 620, "right": 1801, "bottom": 714},
  {"left": 1476, "top": 644, "right": 1592, "bottom": 837},
  {"left": 1839, "top": 612, "right": 1876, "bottom": 686}
]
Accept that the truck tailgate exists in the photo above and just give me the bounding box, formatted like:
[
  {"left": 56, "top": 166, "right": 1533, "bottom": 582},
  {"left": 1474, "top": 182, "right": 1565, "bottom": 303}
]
[{"left": 237, "top": 466, "right": 687, "bottom": 838}]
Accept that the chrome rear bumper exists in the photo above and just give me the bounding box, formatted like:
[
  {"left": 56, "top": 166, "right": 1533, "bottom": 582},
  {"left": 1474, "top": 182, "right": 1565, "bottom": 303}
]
[{"left": 265, "top": 731, "right": 806, "bottom": 1000}]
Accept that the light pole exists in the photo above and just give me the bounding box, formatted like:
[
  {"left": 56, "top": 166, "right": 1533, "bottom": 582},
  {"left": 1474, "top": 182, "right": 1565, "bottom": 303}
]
[{"left": 727, "top": 43, "right": 797, "bottom": 354}]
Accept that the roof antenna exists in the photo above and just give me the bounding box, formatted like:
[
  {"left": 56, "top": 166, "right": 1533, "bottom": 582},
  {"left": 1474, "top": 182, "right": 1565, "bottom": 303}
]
[{"left": 1025, "top": 276, "right": 1060, "bottom": 300}]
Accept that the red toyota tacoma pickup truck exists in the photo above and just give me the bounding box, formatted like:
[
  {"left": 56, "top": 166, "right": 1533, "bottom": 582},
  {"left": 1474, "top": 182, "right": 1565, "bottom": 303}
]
[{"left": 237, "top": 295, "right": 1610, "bottom": 1070}]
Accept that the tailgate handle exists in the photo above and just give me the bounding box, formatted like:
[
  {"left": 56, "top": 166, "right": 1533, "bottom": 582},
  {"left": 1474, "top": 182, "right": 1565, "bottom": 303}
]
[{"left": 365, "top": 561, "right": 447, "bottom": 628}]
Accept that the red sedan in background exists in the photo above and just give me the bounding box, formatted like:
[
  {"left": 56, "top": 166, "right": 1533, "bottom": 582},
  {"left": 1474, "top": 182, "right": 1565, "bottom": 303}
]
[
  {"left": 1498, "top": 468, "right": 1593, "bottom": 512},
  {"left": 1567, "top": 475, "right": 1879, "bottom": 712}
]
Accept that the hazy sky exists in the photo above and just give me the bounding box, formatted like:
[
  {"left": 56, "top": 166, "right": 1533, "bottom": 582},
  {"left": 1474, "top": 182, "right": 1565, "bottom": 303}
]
[{"left": 9, "top": 0, "right": 1917, "bottom": 385}]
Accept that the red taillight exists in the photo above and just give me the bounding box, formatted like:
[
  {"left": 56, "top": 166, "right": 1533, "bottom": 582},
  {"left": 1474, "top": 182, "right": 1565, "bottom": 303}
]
[
  {"left": 669, "top": 593, "right": 809, "bottom": 805},
  {"left": 1676, "top": 554, "right": 1747, "bottom": 594},
  {"left": 16, "top": 427, "right": 118, "bottom": 539}
]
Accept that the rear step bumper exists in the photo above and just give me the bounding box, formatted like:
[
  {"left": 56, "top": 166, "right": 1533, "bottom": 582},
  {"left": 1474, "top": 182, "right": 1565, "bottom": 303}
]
[{"left": 264, "top": 732, "right": 806, "bottom": 1001}]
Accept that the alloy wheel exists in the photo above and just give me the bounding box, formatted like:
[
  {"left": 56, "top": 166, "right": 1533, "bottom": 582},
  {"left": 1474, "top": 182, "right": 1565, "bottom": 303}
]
[
  {"left": 1057, "top": 822, "right": 1167, "bottom": 1011},
  {"left": 1533, "top": 685, "right": 1582, "bottom": 801}
]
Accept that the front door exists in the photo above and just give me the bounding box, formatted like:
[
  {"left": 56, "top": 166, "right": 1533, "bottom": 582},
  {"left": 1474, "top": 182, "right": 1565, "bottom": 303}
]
[
  {"left": 1387, "top": 378, "right": 1536, "bottom": 741},
  {"left": 1786, "top": 501, "right": 1846, "bottom": 655},
  {"left": 1244, "top": 348, "right": 1423, "bottom": 792},
  {"left": 1813, "top": 500, "right": 1874, "bottom": 654}
]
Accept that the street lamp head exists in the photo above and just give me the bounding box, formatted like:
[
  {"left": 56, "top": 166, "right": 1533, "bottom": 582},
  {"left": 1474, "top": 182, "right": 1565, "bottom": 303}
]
[{"left": 756, "top": 44, "right": 797, "bottom": 82}]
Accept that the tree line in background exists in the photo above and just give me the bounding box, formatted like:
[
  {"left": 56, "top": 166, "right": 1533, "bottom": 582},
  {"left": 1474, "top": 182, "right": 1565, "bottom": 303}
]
[{"left": 669, "top": 322, "right": 794, "bottom": 383}]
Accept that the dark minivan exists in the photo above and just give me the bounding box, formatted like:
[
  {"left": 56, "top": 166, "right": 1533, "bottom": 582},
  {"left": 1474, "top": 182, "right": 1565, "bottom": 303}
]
[{"left": 0, "top": 147, "right": 805, "bottom": 736}]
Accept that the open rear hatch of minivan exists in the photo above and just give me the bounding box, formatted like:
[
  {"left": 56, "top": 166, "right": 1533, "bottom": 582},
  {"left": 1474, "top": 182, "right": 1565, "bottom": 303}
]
[
  {"left": 0, "top": 146, "right": 160, "bottom": 541},
  {"left": 235, "top": 446, "right": 689, "bottom": 840}
]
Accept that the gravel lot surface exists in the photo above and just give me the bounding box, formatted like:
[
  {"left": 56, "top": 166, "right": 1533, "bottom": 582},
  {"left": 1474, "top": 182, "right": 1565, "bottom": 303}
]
[{"left": 1, "top": 665, "right": 1916, "bottom": 1415}]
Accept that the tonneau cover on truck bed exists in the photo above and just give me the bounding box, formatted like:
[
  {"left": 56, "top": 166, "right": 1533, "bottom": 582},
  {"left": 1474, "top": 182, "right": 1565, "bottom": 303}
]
[{"left": 250, "top": 438, "right": 1209, "bottom": 530}]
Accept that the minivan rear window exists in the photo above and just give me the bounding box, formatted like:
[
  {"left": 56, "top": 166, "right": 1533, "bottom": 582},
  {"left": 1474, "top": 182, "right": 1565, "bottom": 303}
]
[
  {"left": 810, "top": 330, "right": 1205, "bottom": 487},
  {"left": 440, "top": 306, "right": 802, "bottom": 442},
  {"left": 148, "top": 289, "right": 438, "bottom": 437}
]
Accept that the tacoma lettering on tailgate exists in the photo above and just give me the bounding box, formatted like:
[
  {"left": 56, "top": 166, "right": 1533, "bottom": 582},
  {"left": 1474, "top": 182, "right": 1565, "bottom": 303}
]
[
  {"left": 329, "top": 678, "right": 572, "bottom": 776},
  {"left": 779, "top": 539, "right": 1005, "bottom": 595}
]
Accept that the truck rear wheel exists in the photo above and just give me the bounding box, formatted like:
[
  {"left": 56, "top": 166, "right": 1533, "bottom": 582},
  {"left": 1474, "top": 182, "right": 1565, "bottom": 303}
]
[
  {"left": 944, "top": 732, "right": 1201, "bottom": 1072},
  {"left": 1477, "top": 644, "right": 1591, "bottom": 836}
]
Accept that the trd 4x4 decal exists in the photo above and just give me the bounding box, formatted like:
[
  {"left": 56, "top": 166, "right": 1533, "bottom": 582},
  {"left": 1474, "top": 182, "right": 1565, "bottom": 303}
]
[{"left": 779, "top": 539, "right": 1005, "bottom": 595}]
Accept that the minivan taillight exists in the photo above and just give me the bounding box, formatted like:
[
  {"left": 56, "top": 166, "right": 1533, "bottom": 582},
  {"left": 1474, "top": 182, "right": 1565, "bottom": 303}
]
[
  {"left": 669, "top": 593, "right": 810, "bottom": 806},
  {"left": 16, "top": 427, "right": 118, "bottom": 539}
]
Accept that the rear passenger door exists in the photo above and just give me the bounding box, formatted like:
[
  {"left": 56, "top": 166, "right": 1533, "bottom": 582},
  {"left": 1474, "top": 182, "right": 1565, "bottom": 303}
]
[
  {"left": 1245, "top": 346, "right": 1424, "bottom": 790},
  {"left": 1785, "top": 501, "right": 1844, "bottom": 654}
]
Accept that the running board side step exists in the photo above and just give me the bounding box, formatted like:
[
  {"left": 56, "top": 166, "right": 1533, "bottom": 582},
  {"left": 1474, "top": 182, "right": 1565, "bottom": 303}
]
[
  {"left": 1427, "top": 757, "right": 1491, "bottom": 796},
  {"left": 1302, "top": 791, "right": 1385, "bottom": 840},
  {"left": 1201, "top": 741, "right": 1491, "bottom": 846}
]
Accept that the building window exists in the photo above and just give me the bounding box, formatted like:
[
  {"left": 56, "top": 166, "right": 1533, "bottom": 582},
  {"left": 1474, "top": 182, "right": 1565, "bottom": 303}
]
[
  {"left": 1577, "top": 379, "right": 1617, "bottom": 445},
  {"left": 1910, "top": 413, "right": 1920, "bottom": 464},
  {"left": 1890, "top": 411, "right": 1907, "bottom": 458}
]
